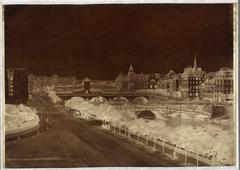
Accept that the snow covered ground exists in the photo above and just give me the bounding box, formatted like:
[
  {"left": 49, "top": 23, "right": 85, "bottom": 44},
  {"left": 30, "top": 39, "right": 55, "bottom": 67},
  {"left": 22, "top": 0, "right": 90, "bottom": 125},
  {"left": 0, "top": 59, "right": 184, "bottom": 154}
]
[
  {"left": 65, "top": 97, "right": 136, "bottom": 123},
  {"left": 5, "top": 104, "right": 40, "bottom": 134},
  {"left": 64, "top": 97, "right": 235, "bottom": 165},
  {"left": 125, "top": 118, "right": 234, "bottom": 165}
]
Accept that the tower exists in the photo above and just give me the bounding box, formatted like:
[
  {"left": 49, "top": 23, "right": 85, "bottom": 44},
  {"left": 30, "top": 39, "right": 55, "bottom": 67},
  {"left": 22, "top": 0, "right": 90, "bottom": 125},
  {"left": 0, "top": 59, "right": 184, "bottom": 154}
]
[
  {"left": 128, "top": 64, "right": 134, "bottom": 74},
  {"left": 193, "top": 53, "right": 197, "bottom": 69},
  {"left": 128, "top": 64, "right": 134, "bottom": 91}
]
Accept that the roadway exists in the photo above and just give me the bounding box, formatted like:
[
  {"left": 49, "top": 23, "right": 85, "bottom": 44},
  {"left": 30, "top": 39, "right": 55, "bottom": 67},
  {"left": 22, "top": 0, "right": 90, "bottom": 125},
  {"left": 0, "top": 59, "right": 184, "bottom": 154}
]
[{"left": 5, "top": 95, "right": 177, "bottom": 168}]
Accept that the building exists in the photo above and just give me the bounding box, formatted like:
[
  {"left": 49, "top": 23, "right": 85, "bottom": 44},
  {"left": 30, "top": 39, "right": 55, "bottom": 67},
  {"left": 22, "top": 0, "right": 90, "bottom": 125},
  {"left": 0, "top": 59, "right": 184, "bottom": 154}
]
[
  {"left": 148, "top": 73, "right": 162, "bottom": 89},
  {"left": 180, "top": 55, "right": 205, "bottom": 99},
  {"left": 214, "top": 67, "right": 233, "bottom": 103},
  {"left": 199, "top": 78, "right": 215, "bottom": 102},
  {"left": 158, "top": 70, "right": 181, "bottom": 97},
  {"left": 115, "top": 65, "right": 149, "bottom": 92},
  {"left": 204, "top": 72, "right": 216, "bottom": 80},
  {"left": 171, "top": 73, "right": 181, "bottom": 92},
  {"left": 159, "top": 70, "right": 175, "bottom": 90},
  {"left": 5, "top": 68, "right": 28, "bottom": 104},
  {"left": 83, "top": 77, "right": 91, "bottom": 93}
]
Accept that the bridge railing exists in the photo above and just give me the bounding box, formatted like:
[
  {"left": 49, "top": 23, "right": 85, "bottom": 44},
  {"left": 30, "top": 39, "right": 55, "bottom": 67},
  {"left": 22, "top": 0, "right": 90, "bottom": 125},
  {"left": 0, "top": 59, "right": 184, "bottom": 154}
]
[{"left": 102, "top": 121, "right": 221, "bottom": 166}]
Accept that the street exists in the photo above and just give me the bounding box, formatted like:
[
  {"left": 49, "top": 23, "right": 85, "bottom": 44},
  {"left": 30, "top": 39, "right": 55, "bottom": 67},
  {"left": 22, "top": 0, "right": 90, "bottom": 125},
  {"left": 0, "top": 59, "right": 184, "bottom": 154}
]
[{"left": 5, "top": 95, "right": 177, "bottom": 168}]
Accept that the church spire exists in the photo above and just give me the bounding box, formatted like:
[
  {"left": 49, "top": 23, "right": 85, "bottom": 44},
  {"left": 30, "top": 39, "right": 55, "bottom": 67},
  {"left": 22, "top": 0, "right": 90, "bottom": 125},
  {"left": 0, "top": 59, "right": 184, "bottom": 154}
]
[
  {"left": 129, "top": 64, "right": 134, "bottom": 73},
  {"left": 194, "top": 53, "right": 197, "bottom": 68}
]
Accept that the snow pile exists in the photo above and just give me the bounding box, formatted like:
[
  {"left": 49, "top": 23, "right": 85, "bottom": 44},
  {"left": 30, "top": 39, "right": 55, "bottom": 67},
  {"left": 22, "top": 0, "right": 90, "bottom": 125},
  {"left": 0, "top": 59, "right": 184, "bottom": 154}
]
[
  {"left": 5, "top": 104, "right": 40, "bottom": 133},
  {"left": 118, "top": 105, "right": 232, "bottom": 165},
  {"left": 152, "top": 110, "right": 168, "bottom": 120},
  {"left": 133, "top": 97, "right": 148, "bottom": 104},
  {"left": 90, "top": 96, "right": 108, "bottom": 103},
  {"left": 46, "top": 90, "right": 62, "bottom": 104},
  {"left": 43, "top": 86, "right": 62, "bottom": 104},
  {"left": 64, "top": 96, "right": 234, "bottom": 165},
  {"left": 65, "top": 97, "right": 85, "bottom": 109},
  {"left": 126, "top": 118, "right": 234, "bottom": 165},
  {"left": 65, "top": 97, "right": 136, "bottom": 124}
]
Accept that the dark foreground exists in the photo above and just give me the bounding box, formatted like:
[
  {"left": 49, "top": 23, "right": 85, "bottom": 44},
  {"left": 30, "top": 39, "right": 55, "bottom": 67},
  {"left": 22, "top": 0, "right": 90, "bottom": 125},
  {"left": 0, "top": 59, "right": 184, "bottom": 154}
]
[{"left": 5, "top": 95, "right": 177, "bottom": 168}]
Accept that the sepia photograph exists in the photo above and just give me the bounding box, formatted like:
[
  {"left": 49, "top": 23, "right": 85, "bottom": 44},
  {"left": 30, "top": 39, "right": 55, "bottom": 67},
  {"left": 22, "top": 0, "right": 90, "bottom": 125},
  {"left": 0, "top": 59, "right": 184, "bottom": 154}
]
[{"left": 3, "top": 4, "right": 237, "bottom": 168}]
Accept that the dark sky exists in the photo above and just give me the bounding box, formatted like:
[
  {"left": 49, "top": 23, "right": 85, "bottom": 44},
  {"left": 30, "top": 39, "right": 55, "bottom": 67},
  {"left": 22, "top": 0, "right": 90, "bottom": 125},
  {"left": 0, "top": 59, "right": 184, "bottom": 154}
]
[{"left": 5, "top": 4, "right": 233, "bottom": 80}]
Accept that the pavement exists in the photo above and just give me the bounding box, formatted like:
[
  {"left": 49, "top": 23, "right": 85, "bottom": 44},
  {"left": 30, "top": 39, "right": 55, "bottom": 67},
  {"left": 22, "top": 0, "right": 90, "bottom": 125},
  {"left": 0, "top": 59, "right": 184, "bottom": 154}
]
[{"left": 5, "top": 95, "right": 177, "bottom": 168}]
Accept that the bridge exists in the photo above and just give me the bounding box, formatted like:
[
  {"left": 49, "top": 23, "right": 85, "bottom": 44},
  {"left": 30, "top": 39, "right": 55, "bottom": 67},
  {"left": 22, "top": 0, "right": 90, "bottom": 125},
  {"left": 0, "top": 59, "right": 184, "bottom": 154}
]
[
  {"left": 56, "top": 91, "right": 212, "bottom": 105},
  {"left": 57, "top": 91, "right": 158, "bottom": 100}
]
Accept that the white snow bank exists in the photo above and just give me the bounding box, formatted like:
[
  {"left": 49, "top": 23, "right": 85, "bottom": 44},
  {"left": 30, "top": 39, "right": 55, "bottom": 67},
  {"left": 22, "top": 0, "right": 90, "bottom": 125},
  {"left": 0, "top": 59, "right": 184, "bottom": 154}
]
[
  {"left": 90, "top": 96, "right": 108, "bottom": 103},
  {"left": 126, "top": 118, "right": 234, "bottom": 165},
  {"left": 46, "top": 90, "right": 62, "bottom": 104},
  {"left": 64, "top": 97, "right": 234, "bottom": 165},
  {"left": 5, "top": 104, "right": 40, "bottom": 133},
  {"left": 65, "top": 97, "right": 136, "bottom": 124},
  {"left": 65, "top": 97, "right": 85, "bottom": 109}
]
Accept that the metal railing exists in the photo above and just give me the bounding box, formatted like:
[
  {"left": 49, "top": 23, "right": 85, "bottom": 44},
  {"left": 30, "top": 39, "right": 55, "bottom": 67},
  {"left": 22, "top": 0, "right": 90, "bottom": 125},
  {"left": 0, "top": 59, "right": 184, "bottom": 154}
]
[{"left": 101, "top": 121, "right": 221, "bottom": 166}]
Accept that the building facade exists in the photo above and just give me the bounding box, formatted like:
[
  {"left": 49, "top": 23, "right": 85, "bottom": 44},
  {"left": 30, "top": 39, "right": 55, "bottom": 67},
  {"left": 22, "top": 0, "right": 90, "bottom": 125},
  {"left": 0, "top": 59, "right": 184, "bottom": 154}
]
[
  {"left": 180, "top": 55, "right": 205, "bottom": 99},
  {"left": 159, "top": 70, "right": 180, "bottom": 92},
  {"left": 115, "top": 65, "right": 149, "bottom": 92},
  {"left": 5, "top": 68, "right": 29, "bottom": 104},
  {"left": 214, "top": 67, "right": 233, "bottom": 103},
  {"left": 199, "top": 78, "right": 215, "bottom": 102}
]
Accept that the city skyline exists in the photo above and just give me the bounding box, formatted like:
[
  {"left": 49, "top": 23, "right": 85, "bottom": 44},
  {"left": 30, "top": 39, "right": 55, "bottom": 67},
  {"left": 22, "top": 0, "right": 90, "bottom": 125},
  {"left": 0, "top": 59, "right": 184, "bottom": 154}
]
[
  {"left": 4, "top": 4, "right": 236, "bottom": 169},
  {"left": 5, "top": 5, "right": 233, "bottom": 80}
]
